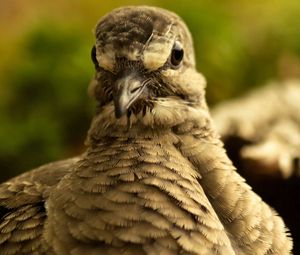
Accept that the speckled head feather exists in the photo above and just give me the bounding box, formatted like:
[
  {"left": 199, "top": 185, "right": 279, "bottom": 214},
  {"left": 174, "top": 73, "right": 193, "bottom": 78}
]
[
  {"left": 94, "top": 6, "right": 195, "bottom": 71},
  {"left": 88, "top": 6, "right": 205, "bottom": 138}
]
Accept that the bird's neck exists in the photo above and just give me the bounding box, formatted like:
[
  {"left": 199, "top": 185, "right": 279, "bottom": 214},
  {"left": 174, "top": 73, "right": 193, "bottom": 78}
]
[
  {"left": 86, "top": 97, "right": 212, "bottom": 143},
  {"left": 81, "top": 107, "right": 286, "bottom": 252},
  {"left": 86, "top": 104, "right": 242, "bottom": 218}
]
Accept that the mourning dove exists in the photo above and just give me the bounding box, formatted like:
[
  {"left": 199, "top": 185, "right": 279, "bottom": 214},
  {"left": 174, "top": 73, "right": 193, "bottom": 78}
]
[{"left": 0, "top": 6, "right": 293, "bottom": 255}]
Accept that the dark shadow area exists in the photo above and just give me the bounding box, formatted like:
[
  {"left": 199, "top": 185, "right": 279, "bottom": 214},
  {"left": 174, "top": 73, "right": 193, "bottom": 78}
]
[{"left": 224, "top": 136, "right": 300, "bottom": 255}]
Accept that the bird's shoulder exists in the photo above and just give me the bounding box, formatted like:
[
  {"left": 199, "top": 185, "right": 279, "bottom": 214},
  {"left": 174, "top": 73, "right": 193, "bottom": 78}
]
[{"left": 0, "top": 156, "right": 80, "bottom": 254}]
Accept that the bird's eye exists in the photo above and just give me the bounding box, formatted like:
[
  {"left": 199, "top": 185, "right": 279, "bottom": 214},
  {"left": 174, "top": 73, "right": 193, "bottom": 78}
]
[
  {"left": 91, "top": 45, "right": 99, "bottom": 69},
  {"left": 170, "top": 41, "right": 184, "bottom": 68}
]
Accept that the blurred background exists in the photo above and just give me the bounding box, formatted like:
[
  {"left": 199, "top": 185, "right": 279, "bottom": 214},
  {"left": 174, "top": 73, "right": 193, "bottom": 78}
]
[
  {"left": 1, "top": 0, "right": 300, "bottom": 252},
  {"left": 1, "top": 0, "right": 300, "bottom": 181}
]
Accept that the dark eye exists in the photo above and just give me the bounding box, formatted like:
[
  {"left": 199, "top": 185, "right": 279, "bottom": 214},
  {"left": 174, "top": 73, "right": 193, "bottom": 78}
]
[
  {"left": 170, "top": 41, "right": 184, "bottom": 68},
  {"left": 91, "top": 45, "right": 99, "bottom": 70}
]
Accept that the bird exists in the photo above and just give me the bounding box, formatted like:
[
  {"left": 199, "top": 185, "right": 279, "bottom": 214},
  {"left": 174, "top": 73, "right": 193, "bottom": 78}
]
[{"left": 0, "top": 6, "right": 293, "bottom": 255}]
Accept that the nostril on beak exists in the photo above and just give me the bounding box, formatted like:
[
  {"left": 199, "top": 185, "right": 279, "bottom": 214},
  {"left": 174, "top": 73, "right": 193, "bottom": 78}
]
[
  {"left": 130, "top": 86, "right": 142, "bottom": 94},
  {"left": 128, "top": 79, "right": 143, "bottom": 95}
]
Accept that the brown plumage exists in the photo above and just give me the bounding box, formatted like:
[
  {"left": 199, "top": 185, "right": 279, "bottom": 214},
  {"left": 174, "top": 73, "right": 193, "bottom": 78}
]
[{"left": 0, "top": 6, "right": 293, "bottom": 255}]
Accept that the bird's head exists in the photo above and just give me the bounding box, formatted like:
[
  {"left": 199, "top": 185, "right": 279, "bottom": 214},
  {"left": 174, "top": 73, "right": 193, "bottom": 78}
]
[{"left": 88, "top": 6, "right": 208, "bottom": 134}]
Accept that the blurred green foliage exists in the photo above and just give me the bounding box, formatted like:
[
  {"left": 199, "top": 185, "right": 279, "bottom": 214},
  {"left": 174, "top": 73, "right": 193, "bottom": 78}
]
[
  {"left": 0, "top": 0, "right": 300, "bottom": 181},
  {"left": 0, "top": 22, "right": 94, "bottom": 180}
]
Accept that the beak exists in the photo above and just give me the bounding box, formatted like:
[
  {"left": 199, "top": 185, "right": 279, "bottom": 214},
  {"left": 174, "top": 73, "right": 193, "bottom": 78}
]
[{"left": 113, "top": 73, "right": 146, "bottom": 118}]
